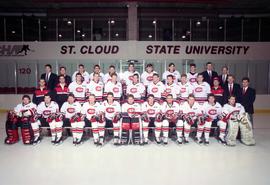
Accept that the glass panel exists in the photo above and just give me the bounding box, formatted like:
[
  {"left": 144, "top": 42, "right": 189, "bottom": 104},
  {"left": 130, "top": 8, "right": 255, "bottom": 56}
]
[
  {"left": 226, "top": 18, "right": 242, "bottom": 41},
  {"left": 0, "top": 17, "right": 4, "bottom": 41},
  {"left": 208, "top": 19, "right": 224, "bottom": 41},
  {"left": 243, "top": 18, "right": 259, "bottom": 41},
  {"left": 40, "top": 18, "right": 56, "bottom": 41},
  {"left": 174, "top": 18, "right": 190, "bottom": 41},
  {"left": 23, "top": 17, "right": 39, "bottom": 41},
  {"left": 156, "top": 19, "right": 172, "bottom": 41},
  {"left": 6, "top": 17, "right": 22, "bottom": 41},
  {"left": 191, "top": 18, "right": 207, "bottom": 41},
  {"left": 110, "top": 19, "right": 127, "bottom": 41},
  {"left": 75, "top": 18, "right": 92, "bottom": 41},
  {"left": 139, "top": 19, "right": 155, "bottom": 41},
  {"left": 93, "top": 19, "right": 109, "bottom": 41},
  {"left": 0, "top": 60, "right": 16, "bottom": 93},
  {"left": 261, "top": 18, "right": 270, "bottom": 41},
  {"left": 58, "top": 18, "right": 74, "bottom": 41}
]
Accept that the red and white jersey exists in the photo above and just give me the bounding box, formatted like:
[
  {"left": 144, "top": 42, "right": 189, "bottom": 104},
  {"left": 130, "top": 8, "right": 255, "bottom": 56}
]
[
  {"left": 104, "top": 81, "right": 122, "bottom": 99},
  {"left": 181, "top": 101, "right": 203, "bottom": 119},
  {"left": 162, "top": 70, "right": 181, "bottom": 84},
  {"left": 193, "top": 82, "right": 211, "bottom": 104},
  {"left": 147, "top": 81, "right": 166, "bottom": 99},
  {"left": 178, "top": 82, "right": 194, "bottom": 102},
  {"left": 161, "top": 102, "right": 180, "bottom": 115},
  {"left": 14, "top": 102, "right": 37, "bottom": 117},
  {"left": 60, "top": 101, "right": 82, "bottom": 119},
  {"left": 121, "top": 102, "right": 141, "bottom": 117},
  {"left": 81, "top": 102, "right": 101, "bottom": 120},
  {"left": 141, "top": 71, "right": 158, "bottom": 86},
  {"left": 121, "top": 71, "right": 140, "bottom": 85},
  {"left": 126, "top": 82, "right": 146, "bottom": 99},
  {"left": 89, "top": 72, "right": 105, "bottom": 83},
  {"left": 202, "top": 102, "right": 222, "bottom": 120},
  {"left": 68, "top": 81, "right": 87, "bottom": 103},
  {"left": 141, "top": 102, "right": 161, "bottom": 118},
  {"left": 37, "top": 101, "right": 59, "bottom": 118},
  {"left": 86, "top": 80, "right": 104, "bottom": 99},
  {"left": 222, "top": 103, "right": 245, "bottom": 120},
  {"left": 100, "top": 101, "right": 121, "bottom": 120},
  {"left": 187, "top": 72, "right": 198, "bottom": 86},
  {"left": 164, "top": 83, "right": 180, "bottom": 99},
  {"left": 103, "top": 72, "right": 120, "bottom": 83},
  {"left": 72, "top": 71, "right": 90, "bottom": 83}
]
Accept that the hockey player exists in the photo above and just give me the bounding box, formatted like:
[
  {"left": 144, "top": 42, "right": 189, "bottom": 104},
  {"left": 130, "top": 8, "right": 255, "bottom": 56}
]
[
  {"left": 141, "top": 64, "right": 158, "bottom": 86},
  {"left": 181, "top": 94, "right": 204, "bottom": 143},
  {"left": 72, "top": 64, "right": 90, "bottom": 83},
  {"left": 104, "top": 73, "right": 123, "bottom": 102},
  {"left": 121, "top": 94, "right": 142, "bottom": 145},
  {"left": 86, "top": 72, "right": 104, "bottom": 102},
  {"left": 54, "top": 75, "right": 69, "bottom": 108},
  {"left": 126, "top": 73, "right": 146, "bottom": 103},
  {"left": 121, "top": 62, "right": 140, "bottom": 86},
  {"left": 100, "top": 92, "right": 121, "bottom": 145},
  {"left": 31, "top": 94, "right": 62, "bottom": 145},
  {"left": 163, "top": 75, "right": 180, "bottom": 100},
  {"left": 161, "top": 94, "right": 182, "bottom": 145},
  {"left": 103, "top": 65, "right": 119, "bottom": 83},
  {"left": 61, "top": 93, "right": 84, "bottom": 146},
  {"left": 33, "top": 78, "right": 50, "bottom": 105},
  {"left": 193, "top": 73, "right": 211, "bottom": 105},
  {"left": 147, "top": 73, "right": 166, "bottom": 103},
  {"left": 81, "top": 94, "right": 105, "bottom": 145},
  {"left": 200, "top": 94, "right": 224, "bottom": 145},
  {"left": 89, "top": 64, "right": 105, "bottom": 82},
  {"left": 5, "top": 95, "right": 37, "bottom": 145},
  {"left": 68, "top": 73, "right": 87, "bottom": 105},
  {"left": 211, "top": 77, "right": 224, "bottom": 105},
  {"left": 187, "top": 63, "right": 198, "bottom": 86},
  {"left": 178, "top": 74, "right": 194, "bottom": 104},
  {"left": 141, "top": 94, "right": 163, "bottom": 144},
  {"left": 162, "top": 63, "right": 180, "bottom": 84}
]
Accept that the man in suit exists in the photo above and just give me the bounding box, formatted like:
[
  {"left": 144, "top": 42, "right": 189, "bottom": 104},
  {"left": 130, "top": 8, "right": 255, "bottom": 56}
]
[
  {"left": 40, "top": 64, "right": 58, "bottom": 91},
  {"left": 58, "top": 66, "right": 72, "bottom": 85},
  {"left": 240, "top": 77, "right": 256, "bottom": 126},
  {"left": 201, "top": 62, "right": 218, "bottom": 86},
  {"left": 223, "top": 74, "right": 241, "bottom": 104},
  {"left": 219, "top": 66, "right": 229, "bottom": 87}
]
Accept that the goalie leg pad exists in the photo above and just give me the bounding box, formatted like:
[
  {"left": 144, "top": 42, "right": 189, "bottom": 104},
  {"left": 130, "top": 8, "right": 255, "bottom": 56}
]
[
  {"left": 5, "top": 119, "right": 19, "bottom": 144},
  {"left": 21, "top": 120, "right": 34, "bottom": 144},
  {"left": 239, "top": 114, "right": 255, "bottom": 146},
  {"left": 226, "top": 120, "right": 239, "bottom": 146}
]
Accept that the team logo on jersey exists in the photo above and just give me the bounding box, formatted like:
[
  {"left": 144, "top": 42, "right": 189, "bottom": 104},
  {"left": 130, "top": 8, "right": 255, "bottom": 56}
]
[
  {"left": 146, "top": 76, "right": 153, "bottom": 81},
  {"left": 87, "top": 108, "right": 95, "bottom": 114},
  {"left": 128, "top": 76, "right": 133, "bottom": 81},
  {"left": 180, "top": 88, "right": 186, "bottom": 93},
  {"left": 208, "top": 109, "right": 217, "bottom": 115},
  {"left": 113, "top": 87, "right": 119, "bottom": 93},
  {"left": 195, "top": 87, "right": 203, "bottom": 92},
  {"left": 127, "top": 108, "right": 135, "bottom": 114},
  {"left": 190, "top": 78, "right": 196, "bottom": 82},
  {"left": 152, "top": 87, "right": 158, "bottom": 93},
  {"left": 166, "top": 110, "right": 174, "bottom": 115},
  {"left": 188, "top": 112, "right": 195, "bottom": 117},
  {"left": 106, "top": 107, "right": 115, "bottom": 113},
  {"left": 165, "top": 88, "right": 171, "bottom": 93},
  {"left": 67, "top": 108, "right": 75, "bottom": 113},
  {"left": 130, "top": 88, "right": 137, "bottom": 93},
  {"left": 76, "top": 87, "right": 84, "bottom": 93},
  {"left": 147, "top": 109, "right": 155, "bottom": 115},
  {"left": 43, "top": 110, "right": 51, "bottom": 116},
  {"left": 95, "top": 86, "right": 102, "bottom": 91}
]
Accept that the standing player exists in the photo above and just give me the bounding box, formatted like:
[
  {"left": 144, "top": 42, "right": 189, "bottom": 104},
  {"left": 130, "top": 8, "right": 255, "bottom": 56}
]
[
  {"left": 54, "top": 75, "right": 69, "bottom": 108},
  {"left": 163, "top": 75, "right": 180, "bottom": 100},
  {"left": 141, "top": 64, "right": 157, "bottom": 86},
  {"left": 211, "top": 77, "right": 224, "bottom": 105},
  {"left": 103, "top": 65, "right": 119, "bottom": 83},
  {"left": 126, "top": 74, "right": 146, "bottom": 103},
  {"left": 178, "top": 74, "right": 194, "bottom": 104},
  {"left": 33, "top": 78, "right": 50, "bottom": 105},
  {"left": 104, "top": 73, "right": 123, "bottom": 102},
  {"left": 193, "top": 73, "right": 211, "bottom": 105},
  {"left": 147, "top": 74, "right": 166, "bottom": 103},
  {"left": 72, "top": 64, "right": 90, "bottom": 83},
  {"left": 5, "top": 95, "right": 37, "bottom": 145},
  {"left": 68, "top": 73, "right": 87, "bottom": 105},
  {"left": 81, "top": 94, "right": 104, "bottom": 145},
  {"left": 89, "top": 64, "right": 105, "bottom": 82},
  {"left": 162, "top": 63, "right": 180, "bottom": 84},
  {"left": 187, "top": 63, "right": 198, "bottom": 86},
  {"left": 141, "top": 94, "right": 163, "bottom": 144},
  {"left": 86, "top": 72, "right": 104, "bottom": 102},
  {"left": 121, "top": 62, "right": 140, "bottom": 86},
  {"left": 61, "top": 94, "right": 84, "bottom": 146}
]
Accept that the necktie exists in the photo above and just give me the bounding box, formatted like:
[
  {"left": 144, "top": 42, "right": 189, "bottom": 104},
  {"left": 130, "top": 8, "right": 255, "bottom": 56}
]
[
  {"left": 229, "top": 84, "right": 232, "bottom": 95},
  {"left": 223, "top": 75, "right": 226, "bottom": 83},
  {"left": 243, "top": 87, "right": 246, "bottom": 95},
  {"left": 46, "top": 74, "right": 49, "bottom": 82},
  {"left": 209, "top": 71, "right": 212, "bottom": 78}
]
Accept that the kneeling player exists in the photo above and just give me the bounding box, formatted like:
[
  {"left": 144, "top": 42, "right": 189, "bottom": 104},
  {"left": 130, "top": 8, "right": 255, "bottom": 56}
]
[
  {"left": 100, "top": 92, "right": 121, "bottom": 145},
  {"left": 61, "top": 94, "right": 84, "bottom": 146},
  {"left": 5, "top": 95, "right": 37, "bottom": 145},
  {"left": 141, "top": 94, "right": 163, "bottom": 144},
  {"left": 121, "top": 94, "right": 142, "bottom": 145},
  {"left": 82, "top": 94, "right": 104, "bottom": 146}
]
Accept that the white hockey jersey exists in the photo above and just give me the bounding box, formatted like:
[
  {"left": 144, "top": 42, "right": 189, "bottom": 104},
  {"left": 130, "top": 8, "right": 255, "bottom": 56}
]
[
  {"left": 147, "top": 81, "right": 166, "bottom": 99},
  {"left": 36, "top": 101, "right": 59, "bottom": 118},
  {"left": 81, "top": 102, "right": 101, "bottom": 120},
  {"left": 162, "top": 70, "right": 181, "bottom": 84},
  {"left": 181, "top": 101, "right": 203, "bottom": 119},
  {"left": 126, "top": 82, "right": 146, "bottom": 99},
  {"left": 60, "top": 101, "right": 82, "bottom": 119},
  {"left": 202, "top": 102, "right": 222, "bottom": 120},
  {"left": 89, "top": 72, "right": 105, "bottom": 83},
  {"left": 178, "top": 82, "right": 194, "bottom": 101},
  {"left": 121, "top": 71, "right": 140, "bottom": 85},
  {"left": 163, "top": 83, "right": 180, "bottom": 99},
  {"left": 141, "top": 71, "right": 157, "bottom": 86},
  {"left": 100, "top": 100, "right": 121, "bottom": 120},
  {"left": 103, "top": 72, "right": 120, "bottom": 83},
  {"left": 222, "top": 103, "right": 245, "bottom": 120},
  {"left": 86, "top": 80, "right": 104, "bottom": 99},
  {"left": 14, "top": 102, "right": 37, "bottom": 117},
  {"left": 161, "top": 102, "right": 180, "bottom": 116},
  {"left": 72, "top": 71, "right": 90, "bottom": 83},
  {"left": 187, "top": 72, "right": 198, "bottom": 86},
  {"left": 104, "top": 81, "right": 122, "bottom": 99},
  {"left": 141, "top": 102, "right": 161, "bottom": 118},
  {"left": 68, "top": 81, "right": 88, "bottom": 103},
  {"left": 121, "top": 102, "right": 141, "bottom": 117},
  {"left": 193, "top": 82, "right": 211, "bottom": 103}
]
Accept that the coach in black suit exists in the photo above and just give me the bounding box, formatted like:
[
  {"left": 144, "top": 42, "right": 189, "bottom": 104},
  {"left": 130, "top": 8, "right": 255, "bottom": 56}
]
[
  {"left": 223, "top": 74, "right": 241, "bottom": 104},
  {"left": 240, "top": 77, "right": 256, "bottom": 126},
  {"left": 58, "top": 66, "right": 72, "bottom": 85},
  {"left": 201, "top": 62, "right": 218, "bottom": 86},
  {"left": 40, "top": 64, "right": 58, "bottom": 90},
  {"left": 219, "top": 66, "right": 229, "bottom": 87}
]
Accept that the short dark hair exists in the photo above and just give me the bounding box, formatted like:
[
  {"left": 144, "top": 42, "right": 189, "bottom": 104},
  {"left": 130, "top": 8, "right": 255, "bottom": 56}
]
[
  {"left": 147, "top": 94, "right": 154, "bottom": 99},
  {"left": 45, "top": 64, "right": 52, "bottom": 69},
  {"left": 78, "top": 64, "right": 84, "bottom": 68},
  {"left": 207, "top": 93, "right": 215, "bottom": 99},
  {"left": 107, "top": 92, "right": 114, "bottom": 97},
  {"left": 127, "top": 94, "right": 134, "bottom": 99},
  {"left": 128, "top": 63, "right": 134, "bottom": 67},
  {"left": 167, "top": 74, "right": 174, "bottom": 79},
  {"left": 190, "top": 63, "right": 196, "bottom": 67},
  {"left": 76, "top": 72, "right": 82, "bottom": 77},
  {"left": 111, "top": 72, "right": 117, "bottom": 77},
  {"left": 168, "top": 63, "right": 175, "bottom": 67},
  {"left": 146, "top": 64, "right": 153, "bottom": 68},
  {"left": 22, "top": 95, "right": 31, "bottom": 100},
  {"left": 197, "top": 73, "right": 204, "bottom": 77},
  {"left": 228, "top": 74, "right": 234, "bottom": 79},
  {"left": 188, "top": 94, "right": 195, "bottom": 99},
  {"left": 59, "top": 66, "right": 66, "bottom": 70},
  {"left": 133, "top": 73, "right": 139, "bottom": 78},
  {"left": 153, "top": 73, "right": 159, "bottom": 78},
  {"left": 166, "top": 94, "right": 173, "bottom": 98},
  {"left": 44, "top": 93, "right": 52, "bottom": 98},
  {"left": 94, "top": 64, "right": 100, "bottom": 69},
  {"left": 181, "top": 74, "right": 187, "bottom": 78},
  {"left": 109, "top": 65, "right": 115, "bottom": 69},
  {"left": 228, "top": 95, "right": 236, "bottom": 100},
  {"left": 206, "top": 62, "right": 212, "bottom": 66},
  {"left": 68, "top": 93, "right": 75, "bottom": 98},
  {"left": 59, "top": 74, "right": 65, "bottom": 78},
  {"left": 242, "top": 77, "right": 250, "bottom": 82}
]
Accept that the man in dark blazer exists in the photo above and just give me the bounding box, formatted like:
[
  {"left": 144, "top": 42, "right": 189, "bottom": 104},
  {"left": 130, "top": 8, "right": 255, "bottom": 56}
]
[
  {"left": 219, "top": 66, "right": 229, "bottom": 87},
  {"left": 58, "top": 66, "right": 72, "bottom": 85},
  {"left": 223, "top": 74, "right": 242, "bottom": 104},
  {"left": 201, "top": 62, "right": 218, "bottom": 86},
  {"left": 40, "top": 64, "right": 58, "bottom": 90},
  {"left": 240, "top": 77, "right": 256, "bottom": 126}
]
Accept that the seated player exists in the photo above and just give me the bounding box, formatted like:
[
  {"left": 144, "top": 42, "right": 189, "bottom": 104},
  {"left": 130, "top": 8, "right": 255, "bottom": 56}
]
[
  {"left": 54, "top": 74, "right": 69, "bottom": 108},
  {"left": 81, "top": 94, "right": 104, "bottom": 146},
  {"left": 178, "top": 74, "right": 194, "bottom": 104},
  {"left": 100, "top": 92, "right": 121, "bottom": 145},
  {"left": 126, "top": 73, "right": 146, "bottom": 103},
  {"left": 200, "top": 93, "right": 224, "bottom": 145},
  {"left": 141, "top": 94, "right": 163, "bottom": 144},
  {"left": 104, "top": 73, "right": 122, "bottom": 102},
  {"left": 141, "top": 64, "right": 157, "bottom": 86},
  {"left": 121, "top": 94, "right": 142, "bottom": 145},
  {"left": 68, "top": 73, "right": 87, "bottom": 105},
  {"left": 61, "top": 93, "right": 84, "bottom": 146},
  {"left": 33, "top": 78, "right": 50, "bottom": 105},
  {"left": 31, "top": 93, "right": 62, "bottom": 145},
  {"left": 86, "top": 72, "right": 104, "bottom": 103},
  {"left": 147, "top": 73, "right": 166, "bottom": 103},
  {"left": 163, "top": 75, "right": 180, "bottom": 101},
  {"left": 193, "top": 73, "right": 211, "bottom": 105},
  {"left": 181, "top": 94, "right": 204, "bottom": 144},
  {"left": 161, "top": 94, "right": 182, "bottom": 145},
  {"left": 5, "top": 95, "right": 37, "bottom": 145}
]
